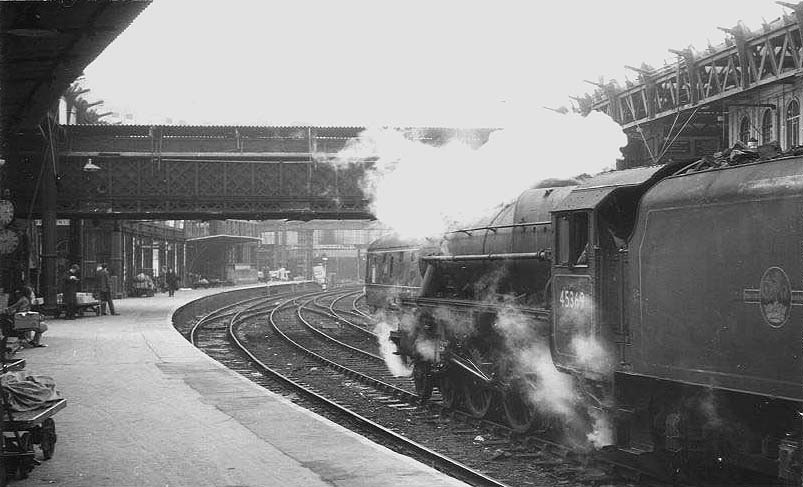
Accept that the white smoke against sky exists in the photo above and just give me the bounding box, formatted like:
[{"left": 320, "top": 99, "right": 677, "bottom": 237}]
[{"left": 333, "top": 109, "right": 626, "bottom": 239}]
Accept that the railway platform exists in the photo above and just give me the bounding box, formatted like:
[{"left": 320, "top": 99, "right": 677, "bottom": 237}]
[{"left": 10, "top": 286, "right": 468, "bottom": 487}]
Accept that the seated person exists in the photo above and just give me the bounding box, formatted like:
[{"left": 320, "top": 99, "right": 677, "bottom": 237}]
[{"left": 1, "top": 287, "right": 46, "bottom": 347}]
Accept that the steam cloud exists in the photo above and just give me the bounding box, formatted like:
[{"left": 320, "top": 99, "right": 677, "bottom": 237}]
[
  {"left": 373, "top": 316, "right": 413, "bottom": 377},
  {"left": 333, "top": 110, "right": 626, "bottom": 239},
  {"left": 357, "top": 109, "right": 626, "bottom": 448},
  {"left": 495, "top": 308, "right": 615, "bottom": 449},
  {"left": 587, "top": 407, "right": 613, "bottom": 448},
  {"left": 495, "top": 309, "right": 579, "bottom": 418},
  {"left": 571, "top": 334, "right": 613, "bottom": 375}
]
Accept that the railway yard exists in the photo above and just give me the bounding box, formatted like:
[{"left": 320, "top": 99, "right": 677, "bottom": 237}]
[
  {"left": 5, "top": 2, "right": 803, "bottom": 486},
  {"left": 174, "top": 285, "right": 785, "bottom": 487}
]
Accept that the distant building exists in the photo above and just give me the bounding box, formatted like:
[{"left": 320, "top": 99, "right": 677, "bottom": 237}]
[{"left": 185, "top": 219, "right": 390, "bottom": 286}]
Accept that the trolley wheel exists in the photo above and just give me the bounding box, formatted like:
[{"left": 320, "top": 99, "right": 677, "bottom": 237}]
[
  {"left": 462, "top": 379, "right": 493, "bottom": 418},
  {"left": 14, "top": 433, "right": 34, "bottom": 479},
  {"left": 413, "top": 362, "right": 433, "bottom": 402},
  {"left": 439, "top": 372, "right": 460, "bottom": 409},
  {"left": 40, "top": 419, "right": 56, "bottom": 460}
]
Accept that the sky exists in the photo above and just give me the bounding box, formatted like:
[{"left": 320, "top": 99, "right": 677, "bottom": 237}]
[{"left": 82, "top": 0, "right": 790, "bottom": 127}]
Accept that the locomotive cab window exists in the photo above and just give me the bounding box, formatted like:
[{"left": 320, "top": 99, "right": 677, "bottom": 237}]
[{"left": 555, "top": 212, "right": 590, "bottom": 267}]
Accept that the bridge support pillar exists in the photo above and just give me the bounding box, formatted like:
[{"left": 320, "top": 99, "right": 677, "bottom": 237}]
[
  {"left": 69, "top": 219, "right": 82, "bottom": 270},
  {"left": 111, "top": 221, "right": 123, "bottom": 295},
  {"left": 41, "top": 155, "right": 58, "bottom": 307}
]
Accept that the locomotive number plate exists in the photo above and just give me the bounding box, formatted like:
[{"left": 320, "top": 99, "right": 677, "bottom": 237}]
[
  {"left": 559, "top": 288, "right": 589, "bottom": 310},
  {"left": 552, "top": 274, "right": 594, "bottom": 361}
]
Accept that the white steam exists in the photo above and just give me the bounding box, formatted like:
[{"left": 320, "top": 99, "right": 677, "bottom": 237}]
[
  {"left": 414, "top": 339, "right": 438, "bottom": 362},
  {"left": 587, "top": 407, "right": 614, "bottom": 448},
  {"left": 570, "top": 334, "right": 613, "bottom": 374},
  {"left": 520, "top": 346, "right": 580, "bottom": 419},
  {"left": 333, "top": 110, "right": 625, "bottom": 239},
  {"left": 494, "top": 309, "right": 579, "bottom": 418},
  {"left": 495, "top": 308, "right": 617, "bottom": 450},
  {"left": 373, "top": 319, "right": 413, "bottom": 377}
]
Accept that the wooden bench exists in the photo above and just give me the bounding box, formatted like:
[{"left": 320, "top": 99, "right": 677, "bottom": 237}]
[
  {"left": 0, "top": 317, "right": 39, "bottom": 357},
  {"left": 32, "top": 302, "right": 101, "bottom": 319}
]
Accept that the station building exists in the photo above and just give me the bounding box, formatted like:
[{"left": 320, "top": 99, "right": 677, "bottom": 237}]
[
  {"left": 18, "top": 214, "right": 388, "bottom": 299},
  {"left": 255, "top": 220, "right": 389, "bottom": 286}
]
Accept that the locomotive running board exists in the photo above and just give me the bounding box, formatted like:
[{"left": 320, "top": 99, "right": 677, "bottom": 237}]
[
  {"left": 422, "top": 252, "right": 545, "bottom": 262},
  {"left": 401, "top": 296, "right": 551, "bottom": 321}
]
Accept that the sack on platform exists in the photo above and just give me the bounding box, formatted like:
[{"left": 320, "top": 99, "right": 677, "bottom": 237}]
[{"left": 0, "top": 372, "right": 62, "bottom": 412}]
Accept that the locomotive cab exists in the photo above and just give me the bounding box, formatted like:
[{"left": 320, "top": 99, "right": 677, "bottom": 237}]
[
  {"left": 550, "top": 166, "right": 670, "bottom": 382},
  {"left": 551, "top": 209, "right": 599, "bottom": 375}
]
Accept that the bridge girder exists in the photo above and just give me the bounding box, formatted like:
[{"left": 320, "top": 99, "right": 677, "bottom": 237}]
[
  {"left": 588, "top": 9, "right": 803, "bottom": 129},
  {"left": 12, "top": 125, "right": 374, "bottom": 220}
]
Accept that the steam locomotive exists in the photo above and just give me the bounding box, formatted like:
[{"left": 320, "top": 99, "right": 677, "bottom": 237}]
[{"left": 365, "top": 153, "right": 802, "bottom": 483}]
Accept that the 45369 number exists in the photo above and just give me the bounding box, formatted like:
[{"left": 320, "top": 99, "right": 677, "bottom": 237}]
[{"left": 559, "top": 288, "right": 588, "bottom": 309}]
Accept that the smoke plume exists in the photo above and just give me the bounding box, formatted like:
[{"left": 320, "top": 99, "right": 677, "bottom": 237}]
[
  {"left": 494, "top": 309, "right": 579, "bottom": 418},
  {"left": 587, "top": 407, "right": 613, "bottom": 448},
  {"left": 333, "top": 110, "right": 625, "bottom": 239},
  {"left": 570, "top": 334, "right": 614, "bottom": 375},
  {"left": 373, "top": 316, "right": 413, "bottom": 377}
]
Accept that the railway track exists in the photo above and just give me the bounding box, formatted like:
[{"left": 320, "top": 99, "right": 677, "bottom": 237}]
[
  {"left": 180, "top": 287, "right": 733, "bottom": 487},
  {"left": 186, "top": 288, "right": 510, "bottom": 486}
]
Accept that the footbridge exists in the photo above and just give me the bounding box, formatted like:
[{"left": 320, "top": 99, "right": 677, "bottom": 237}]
[
  {"left": 10, "top": 124, "right": 492, "bottom": 221},
  {"left": 12, "top": 125, "right": 375, "bottom": 220}
]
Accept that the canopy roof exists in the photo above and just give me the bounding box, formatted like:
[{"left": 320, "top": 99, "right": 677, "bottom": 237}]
[{"left": 0, "top": 1, "right": 150, "bottom": 139}]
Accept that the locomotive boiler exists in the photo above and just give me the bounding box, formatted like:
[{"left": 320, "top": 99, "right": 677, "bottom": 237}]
[{"left": 366, "top": 153, "right": 803, "bottom": 484}]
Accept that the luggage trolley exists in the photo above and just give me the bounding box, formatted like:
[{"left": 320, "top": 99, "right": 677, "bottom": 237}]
[{"left": 0, "top": 358, "right": 65, "bottom": 484}]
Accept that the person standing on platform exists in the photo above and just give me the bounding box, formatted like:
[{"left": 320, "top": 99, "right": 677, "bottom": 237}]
[
  {"left": 63, "top": 264, "right": 81, "bottom": 320},
  {"left": 165, "top": 268, "right": 179, "bottom": 297},
  {"left": 96, "top": 263, "right": 117, "bottom": 315}
]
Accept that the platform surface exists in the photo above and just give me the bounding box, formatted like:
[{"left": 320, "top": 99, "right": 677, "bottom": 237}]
[{"left": 14, "top": 286, "right": 468, "bottom": 487}]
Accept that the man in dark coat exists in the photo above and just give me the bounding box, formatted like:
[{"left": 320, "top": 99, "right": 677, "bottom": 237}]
[
  {"left": 63, "top": 264, "right": 81, "bottom": 320},
  {"left": 165, "top": 268, "right": 179, "bottom": 297},
  {"left": 96, "top": 263, "right": 117, "bottom": 315}
]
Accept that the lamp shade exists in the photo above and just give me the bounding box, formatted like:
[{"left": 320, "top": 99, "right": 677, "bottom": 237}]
[{"left": 82, "top": 158, "right": 101, "bottom": 173}]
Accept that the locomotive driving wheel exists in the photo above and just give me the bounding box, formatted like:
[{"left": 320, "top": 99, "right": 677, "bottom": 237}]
[
  {"left": 460, "top": 346, "right": 495, "bottom": 418},
  {"left": 462, "top": 378, "right": 493, "bottom": 418},
  {"left": 439, "top": 370, "right": 460, "bottom": 409},
  {"left": 413, "top": 362, "right": 433, "bottom": 402},
  {"left": 502, "top": 385, "right": 537, "bottom": 433}
]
